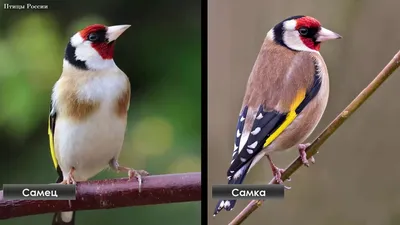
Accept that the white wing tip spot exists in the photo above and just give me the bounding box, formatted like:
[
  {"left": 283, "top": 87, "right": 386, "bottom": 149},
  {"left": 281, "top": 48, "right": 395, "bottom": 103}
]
[
  {"left": 251, "top": 127, "right": 261, "bottom": 135},
  {"left": 236, "top": 129, "right": 241, "bottom": 138},
  {"left": 256, "top": 113, "right": 263, "bottom": 120},
  {"left": 247, "top": 149, "right": 254, "bottom": 154},
  {"left": 248, "top": 141, "right": 258, "bottom": 149},
  {"left": 240, "top": 116, "right": 245, "bottom": 122},
  {"left": 240, "top": 157, "right": 246, "bottom": 162}
]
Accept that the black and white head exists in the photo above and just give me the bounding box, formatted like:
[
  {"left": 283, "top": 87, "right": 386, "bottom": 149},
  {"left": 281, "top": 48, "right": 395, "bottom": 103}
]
[
  {"left": 267, "top": 15, "right": 341, "bottom": 52},
  {"left": 64, "top": 24, "right": 130, "bottom": 70}
]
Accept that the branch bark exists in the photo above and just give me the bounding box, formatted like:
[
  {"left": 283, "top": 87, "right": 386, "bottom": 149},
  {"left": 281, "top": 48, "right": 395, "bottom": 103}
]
[
  {"left": 229, "top": 50, "right": 400, "bottom": 225},
  {"left": 0, "top": 172, "right": 201, "bottom": 219}
]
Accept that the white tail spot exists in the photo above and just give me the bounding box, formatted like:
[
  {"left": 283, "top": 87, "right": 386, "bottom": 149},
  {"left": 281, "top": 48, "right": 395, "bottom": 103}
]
[
  {"left": 233, "top": 169, "right": 242, "bottom": 179},
  {"left": 224, "top": 201, "right": 231, "bottom": 208}
]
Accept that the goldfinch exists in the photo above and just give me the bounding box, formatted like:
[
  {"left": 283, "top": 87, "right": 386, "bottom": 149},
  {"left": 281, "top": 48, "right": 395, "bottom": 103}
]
[
  {"left": 214, "top": 15, "right": 342, "bottom": 215},
  {"left": 49, "top": 24, "right": 149, "bottom": 225}
]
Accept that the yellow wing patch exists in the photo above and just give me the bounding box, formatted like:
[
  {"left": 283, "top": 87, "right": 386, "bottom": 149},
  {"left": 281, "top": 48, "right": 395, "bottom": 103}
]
[
  {"left": 48, "top": 117, "right": 58, "bottom": 169},
  {"left": 263, "top": 89, "right": 306, "bottom": 148}
]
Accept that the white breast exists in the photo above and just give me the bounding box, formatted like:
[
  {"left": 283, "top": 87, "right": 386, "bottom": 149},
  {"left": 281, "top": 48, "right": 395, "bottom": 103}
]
[{"left": 77, "top": 72, "right": 127, "bottom": 103}]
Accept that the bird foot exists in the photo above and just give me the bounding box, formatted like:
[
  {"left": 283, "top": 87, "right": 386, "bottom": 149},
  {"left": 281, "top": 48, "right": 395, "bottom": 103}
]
[
  {"left": 59, "top": 168, "right": 76, "bottom": 208},
  {"left": 271, "top": 166, "right": 291, "bottom": 190},
  {"left": 118, "top": 167, "right": 149, "bottom": 193},
  {"left": 298, "top": 143, "right": 315, "bottom": 167},
  {"left": 60, "top": 168, "right": 76, "bottom": 185},
  {"left": 267, "top": 155, "right": 291, "bottom": 189}
]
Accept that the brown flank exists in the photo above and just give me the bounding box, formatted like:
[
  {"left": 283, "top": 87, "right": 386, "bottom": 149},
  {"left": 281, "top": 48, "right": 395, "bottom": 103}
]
[{"left": 115, "top": 78, "right": 131, "bottom": 118}]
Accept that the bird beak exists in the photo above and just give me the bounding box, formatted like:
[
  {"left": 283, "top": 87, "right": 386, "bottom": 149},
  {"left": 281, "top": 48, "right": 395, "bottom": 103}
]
[
  {"left": 316, "top": 27, "right": 342, "bottom": 42},
  {"left": 106, "top": 25, "right": 131, "bottom": 42}
]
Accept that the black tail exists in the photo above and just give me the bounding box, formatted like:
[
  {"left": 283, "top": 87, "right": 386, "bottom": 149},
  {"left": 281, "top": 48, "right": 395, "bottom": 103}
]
[
  {"left": 213, "top": 161, "right": 252, "bottom": 216},
  {"left": 52, "top": 168, "right": 75, "bottom": 225},
  {"left": 52, "top": 211, "right": 75, "bottom": 225}
]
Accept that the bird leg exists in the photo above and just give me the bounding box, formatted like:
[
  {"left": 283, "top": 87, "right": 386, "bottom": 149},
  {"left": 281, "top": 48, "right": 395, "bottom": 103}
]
[
  {"left": 266, "top": 155, "right": 291, "bottom": 189},
  {"left": 298, "top": 143, "right": 315, "bottom": 167},
  {"left": 60, "top": 167, "right": 76, "bottom": 184},
  {"left": 109, "top": 159, "right": 149, "bottom": 193},
  {"left": 59, "top": 167, "right": 76, "bottom": 208}
]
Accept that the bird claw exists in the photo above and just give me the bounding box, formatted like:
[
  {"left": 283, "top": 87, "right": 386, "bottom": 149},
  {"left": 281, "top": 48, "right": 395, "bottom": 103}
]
[
  {"left": 63, "top": 176, "right": 76, "bottom": 185},
  {"left": 60, "top": 168, "right": 76, "bottom": 185},
  {"left": 114, "top": 165, "right": 149, "bottom": 193},
  {"left": 298, "top": 143, "right": 315, "bottom": 167},
  {"left": 271, "top": 167, "right": 291, "bottom": 189},
  {"left": 127, "top": 169, "right": 149, "bottom": 193},
  {"left": 284, "top": 185, "right": 291, "bottom": 190}
]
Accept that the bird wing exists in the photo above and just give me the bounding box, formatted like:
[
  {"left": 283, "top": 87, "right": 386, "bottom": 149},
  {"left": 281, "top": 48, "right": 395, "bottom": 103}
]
[
  {"left": 48, "top": 100, "right": 57, "bottom": 169},
  {"left": 227, "top": 51, "right": 322, "bottom": 179},
  {"left": 48, "top": 98, "right": 63, "bottom": 181}
]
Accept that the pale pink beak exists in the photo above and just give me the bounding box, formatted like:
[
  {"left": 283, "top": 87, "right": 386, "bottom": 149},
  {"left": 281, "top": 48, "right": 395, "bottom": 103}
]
[
  {"left": 316, "top": 27, "right": 342, "bottom": 42},
  {"left": 106, "top": 25, "right": 131, "bottom": 42}
]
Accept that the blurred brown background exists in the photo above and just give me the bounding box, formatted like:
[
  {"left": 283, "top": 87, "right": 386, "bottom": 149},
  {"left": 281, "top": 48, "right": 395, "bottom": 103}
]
[{"left": 208, "top": 0, "right": 400, "bottom": 224}]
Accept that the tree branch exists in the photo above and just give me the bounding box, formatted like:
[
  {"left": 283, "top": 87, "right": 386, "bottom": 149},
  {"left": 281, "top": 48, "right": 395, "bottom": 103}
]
[
  {"left": 229, "top": 50, "right": 400, "bottom": 225},
  {"left": 0, "top": 172, "right": 201, "bottom": 219}
]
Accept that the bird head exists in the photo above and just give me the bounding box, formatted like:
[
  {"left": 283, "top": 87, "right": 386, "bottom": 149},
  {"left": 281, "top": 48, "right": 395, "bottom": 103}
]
[
  {"left": 269, "top": 15, "right": 341, "bottom": 52},
  {"left": 64, "top": 24, "right": 131, "bottom": 70}
]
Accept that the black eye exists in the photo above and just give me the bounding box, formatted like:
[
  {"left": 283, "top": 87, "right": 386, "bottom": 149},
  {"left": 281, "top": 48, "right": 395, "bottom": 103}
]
[
  {"left": 298, "top": 27, "right": 309, "bottom": 36},
  {"left": 88, "top": 33, "right": 98, "bottom": 41}
]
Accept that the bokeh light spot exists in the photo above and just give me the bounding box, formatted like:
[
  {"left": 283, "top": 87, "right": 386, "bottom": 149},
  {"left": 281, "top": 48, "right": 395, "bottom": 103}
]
[
  {"left": 131, "top": 117, "right": 174, "bottom": 157},
  {"left": 168, "top": 155, "right": 201, "bottom": 173}
]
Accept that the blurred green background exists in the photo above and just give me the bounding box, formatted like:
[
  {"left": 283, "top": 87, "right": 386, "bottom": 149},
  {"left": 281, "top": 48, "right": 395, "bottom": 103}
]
[
  {"left": 209, "top": 0, "right": 400, "bottom": 224},
  {"left": 0, "top": 0, "right": 201, "bottom": 225}
]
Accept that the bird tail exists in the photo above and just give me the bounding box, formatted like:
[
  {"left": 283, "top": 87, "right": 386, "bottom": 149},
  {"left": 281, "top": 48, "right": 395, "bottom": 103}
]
[
  {"left": 52, "top": 171, "right": 75, "bottom": 225},
  {"left": 52, "top": 211, "right": 75, "bottom": 225},
  {"left": 213, "top": 161, "right": 252, "bottom": 216}
]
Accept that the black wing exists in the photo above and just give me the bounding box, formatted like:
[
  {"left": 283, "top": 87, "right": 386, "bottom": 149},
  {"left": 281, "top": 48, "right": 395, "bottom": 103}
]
[
  {"left": 227, "top": 73, "right": 322, "bottom": 179},
  {"left": 48, "top": 100, "right": 63, "bottom": 182}
]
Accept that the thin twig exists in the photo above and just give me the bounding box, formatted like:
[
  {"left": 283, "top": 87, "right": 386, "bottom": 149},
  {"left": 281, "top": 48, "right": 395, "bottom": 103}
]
[
  {"left": 0, "top": 172, "right": 201, "bottom": 219},
  {"left": 229, "top": 50, "right": 400, "bottom": 225}
]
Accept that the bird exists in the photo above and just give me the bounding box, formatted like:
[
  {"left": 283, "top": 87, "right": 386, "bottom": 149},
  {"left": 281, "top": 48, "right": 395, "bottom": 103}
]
[
  {"left": 213, "top": 15, "right": 342, "bottom": 216},
  {"left": 48, "top": 24, "right": 149, "bottom": 225}
]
